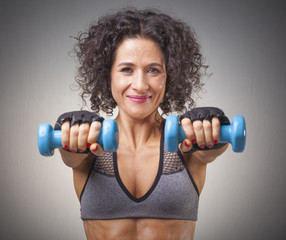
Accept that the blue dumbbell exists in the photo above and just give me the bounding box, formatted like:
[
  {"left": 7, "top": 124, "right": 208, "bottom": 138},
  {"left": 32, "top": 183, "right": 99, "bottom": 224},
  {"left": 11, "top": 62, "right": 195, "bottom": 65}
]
[
  {"left": 38, "top": 119, "right": 119, "bottom": 156},
  {"left": 165, "top": 115, "right": 246, "bottom": 152}
]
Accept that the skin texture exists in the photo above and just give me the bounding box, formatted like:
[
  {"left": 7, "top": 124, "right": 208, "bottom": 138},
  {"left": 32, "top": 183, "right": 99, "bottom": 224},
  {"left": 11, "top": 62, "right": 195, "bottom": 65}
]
[{"left": 59, "top": 38, "right": 228, "bottom": 240}]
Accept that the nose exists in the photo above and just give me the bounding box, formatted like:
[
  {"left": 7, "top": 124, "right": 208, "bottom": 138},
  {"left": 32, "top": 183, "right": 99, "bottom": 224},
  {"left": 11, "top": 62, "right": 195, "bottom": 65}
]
[{"left": 132, "top": 70, "right": 149, "bottom": 91}]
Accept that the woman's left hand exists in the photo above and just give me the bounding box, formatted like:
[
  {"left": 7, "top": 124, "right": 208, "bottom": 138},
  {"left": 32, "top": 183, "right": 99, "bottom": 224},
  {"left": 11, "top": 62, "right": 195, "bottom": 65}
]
[
  {"left": 179, "top": 107, "right": 229, "bottom": 162},
  {"left": 180, "top": 116, "right": 221, "bottom": 152}
]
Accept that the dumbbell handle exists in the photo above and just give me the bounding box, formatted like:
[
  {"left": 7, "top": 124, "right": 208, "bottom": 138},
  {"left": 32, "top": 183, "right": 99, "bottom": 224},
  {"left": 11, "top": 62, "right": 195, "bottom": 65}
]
[
  {"left": 165, "top": 115, "right": 246, "bottom": 152},
  {"left": 38, "top": 119, "right": 118, "bottom": 156}
]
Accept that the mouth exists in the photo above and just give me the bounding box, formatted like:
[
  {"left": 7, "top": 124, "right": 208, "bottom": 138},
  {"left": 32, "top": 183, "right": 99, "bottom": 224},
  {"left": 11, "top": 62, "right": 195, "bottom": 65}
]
[{"left": 127, "top": 95, "right": 152, "bottom": 103}]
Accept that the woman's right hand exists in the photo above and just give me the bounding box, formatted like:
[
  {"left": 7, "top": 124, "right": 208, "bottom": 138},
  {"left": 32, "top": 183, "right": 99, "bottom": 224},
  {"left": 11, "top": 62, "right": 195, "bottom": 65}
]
[
  {"left": 61, "top": 120, "right": 103, "bottom": 156},
  {"left": 54, "top": 111, "right": 104, "bottom": 157}
]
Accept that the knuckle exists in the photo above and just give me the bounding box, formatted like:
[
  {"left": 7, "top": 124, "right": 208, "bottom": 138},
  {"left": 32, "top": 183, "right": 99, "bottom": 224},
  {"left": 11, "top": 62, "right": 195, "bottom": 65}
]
[
  {"left": 193, "top": 122, "right": 203, "bottom": 131},
  {"left": 61, "top": 122, "right": 69, "bottom": 132},
  {"left": 70, "top": 127, "right": 79, "bottom": 137},
  {"left": 212, "top": 120, "right": 220, "bottom": 129},
  {"left": 80, "top": 124, "right": 90, "bottom": 135},
  {"left": 181, "top": 118, "right": 191, "bottom": 127},
  {"left": 203, "top": 120, "right": 212, "bottom": 130},
  {"left": 91, "top": 121, "right": 102, "bottom": 130}
]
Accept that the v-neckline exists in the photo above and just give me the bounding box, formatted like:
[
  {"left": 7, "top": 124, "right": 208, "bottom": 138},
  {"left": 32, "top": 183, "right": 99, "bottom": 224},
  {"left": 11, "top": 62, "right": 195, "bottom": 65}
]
[{"left": 113, "top": 124, "right": 165, "bottom": 203}]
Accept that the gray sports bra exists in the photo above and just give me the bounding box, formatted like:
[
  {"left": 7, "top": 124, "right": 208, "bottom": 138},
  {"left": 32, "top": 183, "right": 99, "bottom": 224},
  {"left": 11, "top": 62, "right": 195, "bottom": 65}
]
[{"left": 80, "top": 126, "right": 199, "bottom": 221}]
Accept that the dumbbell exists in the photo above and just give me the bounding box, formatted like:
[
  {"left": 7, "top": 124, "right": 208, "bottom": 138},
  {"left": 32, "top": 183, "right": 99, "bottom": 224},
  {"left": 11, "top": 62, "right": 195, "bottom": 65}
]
[
  {"left": 165, "top": 115, "right": 246, "bottom": 152},
  {"left": 38, "top": 119, "right": 119, "bottom": 156}
]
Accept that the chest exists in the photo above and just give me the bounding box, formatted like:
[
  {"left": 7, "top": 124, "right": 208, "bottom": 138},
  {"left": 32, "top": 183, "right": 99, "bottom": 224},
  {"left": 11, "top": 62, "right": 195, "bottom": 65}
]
[
  {"left": 80, "top": 145, "right": 199, "bottom": 221},
  {"left": 116, "top": 147, "right": 160, "bottom": 199}
]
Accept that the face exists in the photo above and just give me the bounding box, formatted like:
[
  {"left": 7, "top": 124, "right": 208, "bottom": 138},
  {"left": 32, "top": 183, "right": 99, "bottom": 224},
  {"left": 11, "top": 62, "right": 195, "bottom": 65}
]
[{"left": 111, "top": 38, "right": 167, "bottom": 120}]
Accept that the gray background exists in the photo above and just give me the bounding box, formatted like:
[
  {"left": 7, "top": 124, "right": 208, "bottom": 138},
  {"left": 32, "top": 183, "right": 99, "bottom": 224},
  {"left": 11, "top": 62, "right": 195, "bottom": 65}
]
[{"left": 1, "top": 0, "right": 285, "bottom": 239}]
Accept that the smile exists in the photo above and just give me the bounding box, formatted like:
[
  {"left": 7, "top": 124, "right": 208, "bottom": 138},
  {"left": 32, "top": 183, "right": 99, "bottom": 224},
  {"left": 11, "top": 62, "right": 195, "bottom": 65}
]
[{"left": 127, "top": 95, "right": 152, "bottom": 103}]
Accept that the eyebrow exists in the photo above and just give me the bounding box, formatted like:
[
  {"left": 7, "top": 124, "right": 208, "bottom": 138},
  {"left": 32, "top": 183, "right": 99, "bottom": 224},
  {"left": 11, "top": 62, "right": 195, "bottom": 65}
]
[{"left": 117, "top": 62, "right": 164, "bottom": 68}]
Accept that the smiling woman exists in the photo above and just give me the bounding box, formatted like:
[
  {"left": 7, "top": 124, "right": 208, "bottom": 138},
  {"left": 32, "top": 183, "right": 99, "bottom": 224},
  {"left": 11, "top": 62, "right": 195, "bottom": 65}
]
[
  {"left": 73, "top": 8, "right": 205, "bottom": 115},
  {"left": 111, "top": 38, "right": 166, "bottom": 120},
  {"left": 53, "top": 8, "right": 229, "bottom": 240}
]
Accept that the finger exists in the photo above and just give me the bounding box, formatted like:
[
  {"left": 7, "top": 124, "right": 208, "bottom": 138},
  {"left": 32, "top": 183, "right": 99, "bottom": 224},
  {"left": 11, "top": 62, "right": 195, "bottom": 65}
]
[
  {"left": 87, "top": 121, "right": 102, "bottom": 147},
  {"left": 193, "top": 120, "right": 206, "bottom": 149},
  {"left": 181, "top": 118, "right": 196, "bottom": 143},
  {"left": 212, "top": 117, "right": 220, "bottom": 145},
  {"left": 69, "top": 123, "right": 79, "bottom": 153},
  {"left": 89, "top": 143, "right": 104, "bottom": 156},
  {"left": 78, "top": 123, "right": 90, "bottom": 152},
  {"left": 61, "top": 120, "right": 70, "bottom": 150},
  {"left": 180, "top": 139, "right": 193, "bottom": 153},
  {"left": 203, "top": 119, "right": 214, "bottom": 149},
  {"left": 180, "top": 118, "right": 194, "bottom": 152}
]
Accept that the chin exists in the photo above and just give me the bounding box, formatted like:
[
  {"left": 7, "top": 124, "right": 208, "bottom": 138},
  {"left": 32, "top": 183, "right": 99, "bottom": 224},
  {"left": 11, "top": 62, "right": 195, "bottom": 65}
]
[
  {"left": 128, "top": 109, "right": 156, "bottom": 120},
  {"left": 130, "top": 112, "right": 150, "bottom": 120}
]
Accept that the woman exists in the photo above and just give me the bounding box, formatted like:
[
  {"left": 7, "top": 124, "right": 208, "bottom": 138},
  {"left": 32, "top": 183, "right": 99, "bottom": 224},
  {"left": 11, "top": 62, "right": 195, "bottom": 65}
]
[{"left": 55, "top": 8, "right": 229, "bottom": 240}]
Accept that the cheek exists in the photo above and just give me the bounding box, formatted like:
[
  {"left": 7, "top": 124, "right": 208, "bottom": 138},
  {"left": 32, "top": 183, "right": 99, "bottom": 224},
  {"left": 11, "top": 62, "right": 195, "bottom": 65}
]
[
  {"left": 111, "top": 83, "right": 116, "bottom": 99},
  {"left": 110, "top": 78, "right": 119, "bottom": 100},
  {"left": 155, "top": 77, "right": 166, "bottom": 96},
  {"left": 158, "top": 80, "right": 165, "bottom": 90},
  {"left": 111, "top": 76, "right": 129, "bottom": 99}
]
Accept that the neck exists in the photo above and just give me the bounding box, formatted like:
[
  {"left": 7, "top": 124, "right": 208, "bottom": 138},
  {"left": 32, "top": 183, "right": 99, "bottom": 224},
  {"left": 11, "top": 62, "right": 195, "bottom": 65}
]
[{"left": 115, "top": 111, "right": 163, "bottom": 152}]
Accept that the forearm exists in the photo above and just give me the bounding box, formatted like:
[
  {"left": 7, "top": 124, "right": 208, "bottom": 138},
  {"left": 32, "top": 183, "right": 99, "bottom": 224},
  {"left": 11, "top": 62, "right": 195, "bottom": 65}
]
[
  {"left": 191, "top": 144, "right": 229, "bottom": 164},
  {"left": 59, "top": 149, "right": 89, "bottom": 168}
]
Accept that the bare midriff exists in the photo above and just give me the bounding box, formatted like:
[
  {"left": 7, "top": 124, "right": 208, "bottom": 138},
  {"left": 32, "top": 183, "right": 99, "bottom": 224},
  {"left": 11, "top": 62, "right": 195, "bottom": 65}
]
[{"left": 83, "top": 218, "right": 196, "bottom": 240}]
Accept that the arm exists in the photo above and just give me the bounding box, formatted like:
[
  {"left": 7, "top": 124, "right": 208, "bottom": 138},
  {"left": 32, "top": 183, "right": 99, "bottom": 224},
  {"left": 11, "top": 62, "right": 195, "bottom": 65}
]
[
  {"left": 180, "top": 107, "right": 229, "bottom": 193},
  {"left": 190, "top": 143, "right": 228, "bottom": 164},
  {"left": 58, "top": 149, "right": 89, "bottom": 168},
  {"left": 183, "top": 143, "right": 228, "bottom": 194}
]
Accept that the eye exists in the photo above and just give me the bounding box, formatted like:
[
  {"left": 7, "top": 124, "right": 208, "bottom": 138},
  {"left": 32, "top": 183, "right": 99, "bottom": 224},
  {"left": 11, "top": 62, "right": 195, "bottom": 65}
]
[
  {"left": 120, "top": 67, "right": 133, "bottom": 73},
  {"left": 147, "top": 67, "right": 160, "bottom": 74}
]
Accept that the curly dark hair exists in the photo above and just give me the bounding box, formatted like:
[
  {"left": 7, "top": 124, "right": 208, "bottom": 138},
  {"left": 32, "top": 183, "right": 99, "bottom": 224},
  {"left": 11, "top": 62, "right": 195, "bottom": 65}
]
[{"left": 73, "top": 8, "right": 206, "bottom": 115}]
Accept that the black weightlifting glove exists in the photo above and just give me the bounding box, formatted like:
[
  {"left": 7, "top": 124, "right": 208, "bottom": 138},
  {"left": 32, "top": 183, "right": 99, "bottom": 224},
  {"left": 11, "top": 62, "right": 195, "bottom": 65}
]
[
  {"left": 179, "top": 107, "right": 230, "bottom": 153},
  {"left": 179, "top": 107, "right": 230, "bottom": 124},
  {"left": 54, "top": 110, "right": 104, "bottom": 154},
  {"left": 54, "top": 110, "right": 104, "bottom": 130}
]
